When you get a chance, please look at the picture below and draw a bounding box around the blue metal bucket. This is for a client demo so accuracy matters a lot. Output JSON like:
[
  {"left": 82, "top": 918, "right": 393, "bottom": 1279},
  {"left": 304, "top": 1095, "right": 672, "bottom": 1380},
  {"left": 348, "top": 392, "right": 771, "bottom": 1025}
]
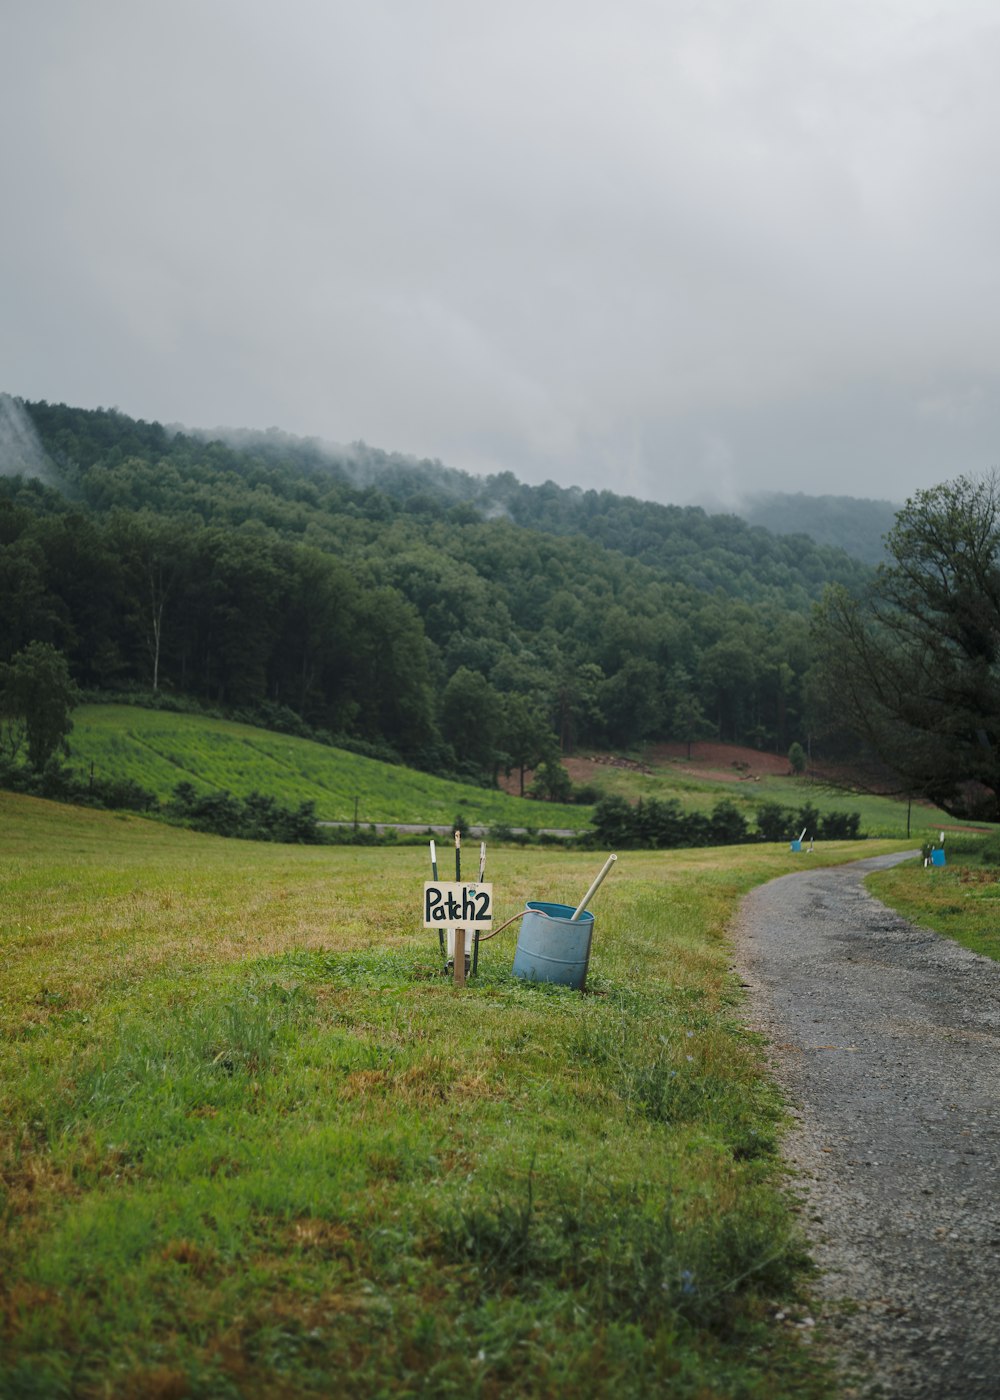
[
  {"left": 512, "top": 901, "right": 595, "bottom": 990},
  {"left": 931, "top": 848, "right": 946, "bottom": 866}
]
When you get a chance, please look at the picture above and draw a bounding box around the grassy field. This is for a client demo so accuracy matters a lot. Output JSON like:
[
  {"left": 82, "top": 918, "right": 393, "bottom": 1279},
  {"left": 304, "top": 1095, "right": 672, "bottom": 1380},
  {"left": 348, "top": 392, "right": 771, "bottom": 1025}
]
[
  {"left": 64, "top": 704, "right": 957, "bottom": 843},
  {"left": 867, "top": 836, "right": 1000, "bottom": 962},
  {"left": 64, "top": 706, "right": 589, "bottom": 830},
  {"left": 0, "top": 791, "right": 914, "bottom": 1397}
]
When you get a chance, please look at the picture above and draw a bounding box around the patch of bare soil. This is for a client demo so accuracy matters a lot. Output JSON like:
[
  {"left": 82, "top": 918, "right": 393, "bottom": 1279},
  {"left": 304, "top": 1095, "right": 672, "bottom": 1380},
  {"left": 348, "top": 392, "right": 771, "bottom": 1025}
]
[
  {"left": 648, "top": 741, "right": 791, "bottom": 782},
  {"left": 497, "top": 741, "right": 860, "bottom": 798},
  {"left": 502, "top": 743, "right": 800, "bottom": 795}
]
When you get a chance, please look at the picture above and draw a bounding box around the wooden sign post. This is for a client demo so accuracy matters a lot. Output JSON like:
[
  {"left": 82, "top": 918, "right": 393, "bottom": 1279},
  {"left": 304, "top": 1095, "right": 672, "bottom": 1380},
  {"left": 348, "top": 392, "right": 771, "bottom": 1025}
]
[
  {"left": 424, "top": 831, "right": 492, "bottom": 986},
  {"left": 455, "top": 830, "right": 463, "bottom": 987}
]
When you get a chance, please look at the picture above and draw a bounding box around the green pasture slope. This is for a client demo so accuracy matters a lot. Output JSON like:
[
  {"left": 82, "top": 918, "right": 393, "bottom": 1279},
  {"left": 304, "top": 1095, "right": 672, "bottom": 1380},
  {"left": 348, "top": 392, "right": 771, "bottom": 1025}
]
[
  {"left": 66, "top": 705, "right": 588, "bottom": 829},
  {"left": 0, "top": 789, "right": 914, "bottom": 1397},
  {"left": 66, "top": 704, "right": 950, "bottom": 842}
]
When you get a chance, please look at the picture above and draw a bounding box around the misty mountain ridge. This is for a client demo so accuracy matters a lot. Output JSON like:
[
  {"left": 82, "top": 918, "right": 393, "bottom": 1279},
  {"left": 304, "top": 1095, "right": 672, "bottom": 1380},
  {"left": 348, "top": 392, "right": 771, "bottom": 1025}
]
[
  {"left": 734, "top": 491, "right": 899, "bottom": 565},
  {"left": 186, "top": 417, "right": 894, "bottom": 568},
  {"left": 1, "top": 394, "right": 897, "bottom": 569}
]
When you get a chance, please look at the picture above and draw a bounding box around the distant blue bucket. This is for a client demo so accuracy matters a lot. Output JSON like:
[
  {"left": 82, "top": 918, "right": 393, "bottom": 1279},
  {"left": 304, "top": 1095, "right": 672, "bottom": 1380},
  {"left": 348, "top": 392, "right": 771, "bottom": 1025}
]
[
  {"left": 512, "top": 901, "right": 595, "bottom": 990},
  {"left": 790, "top": 839, "right": 802, "bottom": 852},
  {"left": 931, "top": 848, "right": 946, "bottom": 867}
]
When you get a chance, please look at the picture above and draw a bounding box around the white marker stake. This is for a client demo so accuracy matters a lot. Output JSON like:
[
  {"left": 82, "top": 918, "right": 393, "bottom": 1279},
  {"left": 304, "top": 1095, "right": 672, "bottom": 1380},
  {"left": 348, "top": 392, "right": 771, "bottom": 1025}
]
[
  {"left": 454, "top": 830, "right": 464, "bottom": 985},
  {"left": 571, "top": 854, "right": 618, "bottom": 921},
  {"left": 479, "top": 841, "right": 486, "bottom": 882},
  {"left": 799, "top": 828, "right": 808, "bottom": 843}
]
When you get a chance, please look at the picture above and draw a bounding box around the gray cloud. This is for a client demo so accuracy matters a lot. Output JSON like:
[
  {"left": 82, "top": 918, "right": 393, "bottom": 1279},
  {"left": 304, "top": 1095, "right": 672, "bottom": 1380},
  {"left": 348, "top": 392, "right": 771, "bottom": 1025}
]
[{"left": 2, "top": 0, "right": 999, "bottom": 506}]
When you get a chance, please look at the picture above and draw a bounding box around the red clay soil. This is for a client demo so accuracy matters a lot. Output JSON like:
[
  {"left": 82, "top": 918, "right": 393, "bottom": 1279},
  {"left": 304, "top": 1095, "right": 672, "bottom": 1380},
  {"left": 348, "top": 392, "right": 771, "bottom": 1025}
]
[
  {"left": 498, "top": 741, "right": 837, "bottom": 797},
  {"left": 500, "top": 742, "right": 985, "bottom": 823},
  {"left": 644, "top": 742, "right": 793, "bottom": 782}
]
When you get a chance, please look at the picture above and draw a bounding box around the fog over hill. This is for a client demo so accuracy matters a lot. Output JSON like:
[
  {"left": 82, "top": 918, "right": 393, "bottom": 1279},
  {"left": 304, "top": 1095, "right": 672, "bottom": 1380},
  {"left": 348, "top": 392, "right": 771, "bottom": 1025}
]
[
  {"left": 193, "top": 419, "right": 897, "bottom": 565},
  {"left": 0, "top": 394, "right": 58, "bottom": 486},
  {"left": 734, "top": 491, "right": 899, "bottom": 565}
]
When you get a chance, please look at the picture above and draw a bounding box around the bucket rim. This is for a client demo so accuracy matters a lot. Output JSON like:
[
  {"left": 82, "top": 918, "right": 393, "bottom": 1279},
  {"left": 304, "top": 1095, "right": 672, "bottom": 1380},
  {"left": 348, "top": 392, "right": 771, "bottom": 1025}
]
[{"left": 523, "top": 900, "right": 595, "bottom": 924}]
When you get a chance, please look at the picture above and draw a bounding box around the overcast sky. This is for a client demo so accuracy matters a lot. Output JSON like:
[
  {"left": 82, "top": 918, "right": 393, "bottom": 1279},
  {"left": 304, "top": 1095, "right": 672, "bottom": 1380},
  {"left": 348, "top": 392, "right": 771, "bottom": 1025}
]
[{"left": 4, "top": 1, "right": 999, "bottom": 506}]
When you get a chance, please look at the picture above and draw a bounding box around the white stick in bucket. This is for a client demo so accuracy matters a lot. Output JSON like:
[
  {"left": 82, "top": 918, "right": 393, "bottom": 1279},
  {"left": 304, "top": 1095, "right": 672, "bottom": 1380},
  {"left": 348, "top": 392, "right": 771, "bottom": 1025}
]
[{"left": 571, "top": 854, "right": 617, "bottom": 921}]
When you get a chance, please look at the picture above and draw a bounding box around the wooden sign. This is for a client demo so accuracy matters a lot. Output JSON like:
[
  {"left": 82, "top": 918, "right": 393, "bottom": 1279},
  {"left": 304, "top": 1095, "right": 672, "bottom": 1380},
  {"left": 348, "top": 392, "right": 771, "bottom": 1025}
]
[{"left": 423, "top": 882, "right": 493, "bottom": 929}]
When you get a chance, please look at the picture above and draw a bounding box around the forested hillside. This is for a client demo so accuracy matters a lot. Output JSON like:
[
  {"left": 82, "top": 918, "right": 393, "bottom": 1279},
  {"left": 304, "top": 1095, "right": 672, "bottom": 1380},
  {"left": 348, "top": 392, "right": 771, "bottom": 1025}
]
[
  {"left": 1, "top": 398, "right": 875, "bottom": 777},
  {"left": 737, "top": 491, "right": 898, "bottom": 565}
]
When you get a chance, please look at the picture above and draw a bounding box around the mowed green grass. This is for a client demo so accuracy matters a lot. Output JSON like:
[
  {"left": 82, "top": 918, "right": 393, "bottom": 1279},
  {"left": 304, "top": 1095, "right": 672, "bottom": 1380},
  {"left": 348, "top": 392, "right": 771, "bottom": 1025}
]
[
  {"left": 0, "top": 791, "right": 913, "bottom": 1398},
  {"left": 65, "top": 705, "right": 589, "bottom": 829},
  {"left": 867, "top": 844, "right": 1000, "bottom": 963}
]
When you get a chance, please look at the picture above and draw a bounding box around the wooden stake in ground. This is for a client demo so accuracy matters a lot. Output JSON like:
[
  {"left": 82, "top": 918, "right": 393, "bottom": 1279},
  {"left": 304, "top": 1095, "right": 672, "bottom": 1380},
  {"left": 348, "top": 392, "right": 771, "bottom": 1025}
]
[
  {"left": 453, "top": 829, "right": 465, "bottom": 987},
  {"left": 474, "top": 840, "right": 486, "bottom": 974}
]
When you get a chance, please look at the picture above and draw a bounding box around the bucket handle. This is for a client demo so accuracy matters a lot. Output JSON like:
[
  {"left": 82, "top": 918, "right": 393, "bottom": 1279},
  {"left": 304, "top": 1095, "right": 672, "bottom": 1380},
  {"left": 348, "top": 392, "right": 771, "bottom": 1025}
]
[{"left": 571, "top": 854, "right": 617, "bottom": 921}]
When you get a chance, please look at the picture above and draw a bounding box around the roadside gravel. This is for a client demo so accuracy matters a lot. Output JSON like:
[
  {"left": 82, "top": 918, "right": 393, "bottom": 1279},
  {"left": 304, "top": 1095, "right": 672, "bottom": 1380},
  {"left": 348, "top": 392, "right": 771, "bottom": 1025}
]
[{"left": 735, "top": 853, "right": 1000, "bottom": 1398}]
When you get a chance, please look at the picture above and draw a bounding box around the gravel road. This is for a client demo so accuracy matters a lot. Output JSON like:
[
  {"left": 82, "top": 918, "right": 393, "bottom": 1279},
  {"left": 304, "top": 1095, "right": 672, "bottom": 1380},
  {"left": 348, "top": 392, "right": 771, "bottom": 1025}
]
[{"left": 735, "top": 853, "right": 1000, "bottom": 1398}]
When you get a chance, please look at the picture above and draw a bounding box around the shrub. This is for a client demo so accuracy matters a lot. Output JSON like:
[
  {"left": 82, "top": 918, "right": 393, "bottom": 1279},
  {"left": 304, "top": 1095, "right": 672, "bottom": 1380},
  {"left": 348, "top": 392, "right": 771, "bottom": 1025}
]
[
  {"left": 973, "top": 833, "right": 1000, "bottom": 867},
  {"left": 755, "top": 802, "right": 793, "bottom": 842},
  {"left": 708, "top": 799, "right": 748, "bottom": 845},
  {"left": 592, "top": 796, "right": 635, "bottom": 846},
  {"left": 787, "top": 741, "right": 807, "bottom": 774},
  {"left": 818, "top": 810, "right": 862, "bottom": 840},
  {"left": 529, "top": 759, "right": 573, "bottom": 803}
]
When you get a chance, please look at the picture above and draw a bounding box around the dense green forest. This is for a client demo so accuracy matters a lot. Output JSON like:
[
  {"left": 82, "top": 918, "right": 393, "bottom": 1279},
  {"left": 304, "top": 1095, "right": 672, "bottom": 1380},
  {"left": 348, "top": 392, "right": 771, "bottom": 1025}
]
[{"left": 0, "top": 397, "right": 877, "bottom": 778}]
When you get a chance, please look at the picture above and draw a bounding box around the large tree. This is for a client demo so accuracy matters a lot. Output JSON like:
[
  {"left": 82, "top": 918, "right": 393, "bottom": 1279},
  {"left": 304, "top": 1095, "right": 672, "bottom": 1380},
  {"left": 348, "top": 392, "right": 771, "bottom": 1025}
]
[
  {"left": 0, "top": 642, "right": 79, "bottom": 772},
  {"left": 813, "top": 473, "right": 1000, "bottom": 818}
]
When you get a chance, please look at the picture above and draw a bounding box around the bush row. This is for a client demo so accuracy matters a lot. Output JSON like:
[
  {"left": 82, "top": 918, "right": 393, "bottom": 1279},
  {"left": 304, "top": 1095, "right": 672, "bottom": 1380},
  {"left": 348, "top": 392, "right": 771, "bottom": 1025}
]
[
  {"left": 167, "top": 782, "right": 323, "bottom": 843},
  {"left": 592, "top": 795, "right": 862, "bottom": 849},
  {"left": 0, "top": 760, "right": 324, "bottom": 844},
  {"left": 0, "top": 757, "right": 159, "bottom": 813}
]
